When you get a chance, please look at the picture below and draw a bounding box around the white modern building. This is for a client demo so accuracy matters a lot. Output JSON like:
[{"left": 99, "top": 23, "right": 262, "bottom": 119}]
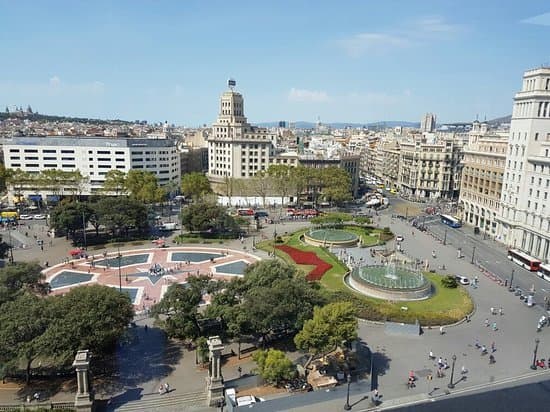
[
  {"left": 2, "top": 136, "right": 180, "bottom": 202},
  {"left": 207, "top": 80, "right": 277, "bottom": 182},
  {"left": 496, "top": 67, "right": 550, "bottom": 261}
]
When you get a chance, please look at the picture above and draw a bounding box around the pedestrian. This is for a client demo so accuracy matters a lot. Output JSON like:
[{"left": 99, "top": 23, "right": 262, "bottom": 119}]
[
  {"left": 499, "top": 307, "right": 503, "bottom": 316},
  {"left": 490, "top": 307, "right": 495, "bottom": 315},
  {"left": 489, "top": 354, "right": 495, "bottom": 364},
  {"left": 475, "top": 338, "right": 480, "bottom": 348},
  {"left": 492, "top": 322, "right": 498, "bottom": 331},
  {"left": 485, "top": 318, "right": 489, "bottom": 327},
  {"left": 439, "top": 326, "right": 444, "bottom": 335},
  {"left": 461, "top": 365, "right": 468, "bottom": 374},
  {"left": 164, "top": 382, "right": 170, "bottom": 393},
  {"left": 159, "top": 385, "right": 164, "bottom": 395},
  {"left": 237, "top": 366, "right": 242, "bottom": 377},
  {"left": 491, "top": 342, "right": 496, "bottom": 353},
  {"left": 481, "top": 345, "right": 487, "bottom": 354},
  {"left": 438, "top": 357, "right": 443, "bottom": 368}
]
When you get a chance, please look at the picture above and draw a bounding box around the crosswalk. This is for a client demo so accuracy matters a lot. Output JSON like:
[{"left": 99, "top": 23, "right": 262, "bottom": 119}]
[{"left": 107, "top": 390, "right": 208, "bottom": 412}]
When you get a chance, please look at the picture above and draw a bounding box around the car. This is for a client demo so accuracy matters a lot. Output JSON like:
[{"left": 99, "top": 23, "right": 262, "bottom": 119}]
[
  {"left": 19, "top": 214, "right": 32, "bottom": 220},
  {"left": 236, "top": 395, "right": 265, "bottom": 406},
  {"left": 455, "top": 275, "right": 470, "bottom": 285},
  {"left": 32, "top": 214, "right": 46, "bottom": 220},
  {"left": 396, "top": 235, "right": 404, "bottom": 242}
]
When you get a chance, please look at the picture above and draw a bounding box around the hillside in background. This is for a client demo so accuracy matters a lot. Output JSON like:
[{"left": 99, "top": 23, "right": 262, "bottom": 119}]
[{"left": 0, "top": 111, "right": 134, "bottom": 125}]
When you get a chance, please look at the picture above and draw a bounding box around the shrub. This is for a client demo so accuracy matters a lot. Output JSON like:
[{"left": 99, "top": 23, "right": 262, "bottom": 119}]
[
  {"left": 441, "top": 275, "right": 458, "bottom": 288},
  {"left": 253, "top": 349, "right": 296, "bottom": 385}
]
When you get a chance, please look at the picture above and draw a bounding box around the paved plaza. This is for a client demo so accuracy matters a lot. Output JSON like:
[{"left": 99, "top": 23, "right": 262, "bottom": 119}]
[{"left": 2, "top": 207, "right": 550, "bottom": 410}]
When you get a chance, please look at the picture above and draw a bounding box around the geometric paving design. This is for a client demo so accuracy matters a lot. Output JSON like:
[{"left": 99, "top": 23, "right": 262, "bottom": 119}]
[
  {"left": 49, "top": 271, "right": 94, "bottom": 289},
  {"left": 171, "top": 252, "right": 224, "bottom": 263},
  {"left": 214, "top": 261, "right": 248, "bottom": 276},
  {"left": 94, "top": 253, "right": 150, "bottom": 268}
]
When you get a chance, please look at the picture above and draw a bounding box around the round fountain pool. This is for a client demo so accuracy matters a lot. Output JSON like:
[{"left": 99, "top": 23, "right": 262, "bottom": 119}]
[
  {"left": 347, "top": 261, "right": 432, "bottom": 301},
  {"left": 303, "top": 229, "right": 359, "bottom": 248}
]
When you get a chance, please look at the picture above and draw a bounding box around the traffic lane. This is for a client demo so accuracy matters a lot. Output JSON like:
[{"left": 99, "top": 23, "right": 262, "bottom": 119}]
[{"left": 425, "top": 221, "right": 550, "bottom": 302}]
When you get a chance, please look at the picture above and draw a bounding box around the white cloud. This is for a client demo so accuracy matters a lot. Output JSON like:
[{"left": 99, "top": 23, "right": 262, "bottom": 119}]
[
  {"left": 49, "top": 76, "right": 61, "bottom": 87},
  {"left": 288, "top": 88, "right": 330, "bottom": 103},
  {"left": 338, "top": 16, "right": 462, "bottom": 57},
  {"left": 520, "top": 12, "right": 550, "bottom": 26}
]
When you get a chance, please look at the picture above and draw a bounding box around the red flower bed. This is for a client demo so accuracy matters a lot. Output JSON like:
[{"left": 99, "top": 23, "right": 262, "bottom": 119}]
[{"left": 275, "top": 245, "right": 332, "bottom": 281}]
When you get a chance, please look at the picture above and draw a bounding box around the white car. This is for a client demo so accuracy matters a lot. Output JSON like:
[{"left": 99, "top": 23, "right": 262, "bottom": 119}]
[
  {"left": 32, "top": 214, "right": 46, "bottom": 220},
  {"left": 236, "top": 395, "right": 265, "bottom": 406},
  {"left": 396, "top": 235, "right": 404, "bottom": 242},
  {"left": 455, "top": 276, "right": 470, "bottom": 285},
  {"left": 19, "top": 214, "right": 32, "bottom": 220}
]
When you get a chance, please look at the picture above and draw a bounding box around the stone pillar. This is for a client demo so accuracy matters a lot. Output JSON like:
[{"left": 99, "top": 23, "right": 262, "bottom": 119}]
[
  {"left": 73, "top": 350, "right": 94, "bottom": 412},
  {"left": 205, "top": 336, "right": 225, "bottom": 407}
]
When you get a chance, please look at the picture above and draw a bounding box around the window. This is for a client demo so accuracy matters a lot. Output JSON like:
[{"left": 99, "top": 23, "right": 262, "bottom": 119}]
[
  {"left": 97, "top": 158, "right": 110, "bottom": 161},
  {"left": 9, "top": 156, "right": 19, "bottom": 160},
  {"left": 60, "top": 150, "right": 74, "bottom": 154},
  {"left": 43, "top": 149, "right": 56, "bottom": 153},
  {"left": 115, "top": 151, "right": 124, "bottom": 155},
  {"left": 9, "top": 149, "right": 20, "bottom": 153},
  {"left": 97, "top": 151, "right": 110, "bottom": 154},
  {"left": 44, "top": 164, "right": 57, "bottom": 168},
  {"left": 98, "top": 165, "right": 110, "bottom": 168},
  {"left": 61, "top": 157, "right": 75, "bottom": 161},
  {"left": 44, "top": 157, "right": 56, "bottom": 160},
  {"left": 26, "top": 163, "right": 39, "bottom": 167},
  {"left": 11, "top": 163, "right": 20, "bottom": 167},
  {"left": 62, "top": 164, "right": 75, "bottom": 168},
  {"left": 24, "top": 149, "right": 38, "bottom": 153},
  {"left": 25, "top": 156, "right": 38, "bottom": 160}
]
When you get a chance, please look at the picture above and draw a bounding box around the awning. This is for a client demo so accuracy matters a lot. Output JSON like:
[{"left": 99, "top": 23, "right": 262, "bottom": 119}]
[{"left": 28, "top": 194, "right": 43, "bottom": 202}]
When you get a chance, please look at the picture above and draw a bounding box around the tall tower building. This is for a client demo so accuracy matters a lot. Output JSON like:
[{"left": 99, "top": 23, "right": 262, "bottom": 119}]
[
  {"left": 421, "top": 113, "right": 437, "bottom": 132},
  {"left": 496, "top": 67, "right": 550, "bottom": 261},
  {"left": 207, "top": 80, "right": 276, "bottom": 182}
]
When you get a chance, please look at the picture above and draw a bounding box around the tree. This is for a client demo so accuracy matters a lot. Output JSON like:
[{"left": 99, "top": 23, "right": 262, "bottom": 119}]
[
  {"left": 0, "top": 235, "right": 10, "bottom": 261},
  {"left": 5, "top": 169, "right": 34, "bottom": 202},
  {"left": 125, "top": 170, "right": 164, "bottom": 204},
  {"left": 0, "top": 163, "right": 9, "bottom": 192},
  {"left": 180, "top": 200, "right": 239, "bottom": 236},
  {"left": 102, "top": 170, "right": 127, "bottom": 195},
  {"left": 249, "top": 171, "right": 272, "bottom": 208},
  {"left": 153, "top": 275, "right": 222, "bottom": 340},
  {"left": 181, "top": 172, "right": 212, "bottom": 200},
  {"left": 253, "top": 349, "right": 295, "bottom": 385},
  {"left": 41, "top": 285, "right": 134, "bottom": 366},
  {"left": 441, "top": 275, "right": 458, "bottom": 288},
  {"left": 320, "top": 167, "right": 352, "bottom": 204},
  {"left": 0, "top": 293, "right": 50, "bottom": 383},
  {"left": 294, "top": 302, "right": 357, "bottom": 365},
  {"left": 49, "top": 200, "right": 88, "bottom": 240},
  {"left": 0, "top": 262, "right": 49, "bottom": 307},
  {"left": 267, "top": 164, "right": 294, "bottom": 206},
  {"left": 289, "top": 166, "right": 309, "bottom": 207},
  {"left": 94, "top": 197, "right": 148, "bottom": 238}
]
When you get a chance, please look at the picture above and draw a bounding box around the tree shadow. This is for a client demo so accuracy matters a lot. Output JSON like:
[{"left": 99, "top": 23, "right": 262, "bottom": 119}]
[
  {"left": 354, "top": 338, "right": 391, "bottom": 391},
  {"left": 92, "top": 325, "right": 182, "bottom": 396}
]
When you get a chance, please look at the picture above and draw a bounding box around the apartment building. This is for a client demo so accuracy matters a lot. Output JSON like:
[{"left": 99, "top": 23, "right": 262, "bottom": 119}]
[
  {"left": 458, "top": 121, "right": 507, "bottom": 236},
  {"left": 398, "top": 136, "right": 463, "bottom": 200},
  {"left": 377, "top": 140, "right": 400, "bottom": 189},
  {"left": 2, "top": 136, "right": 180, "bottom": 201},
  {"left": 496, "top": 67, "right": 550, "bottom": 260},
  {"left": 207, "top": 81, "right": 277, "bottom": 182}
]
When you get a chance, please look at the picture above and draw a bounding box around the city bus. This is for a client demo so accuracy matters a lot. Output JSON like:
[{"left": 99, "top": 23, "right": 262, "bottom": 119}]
[
  {"left": 507, "top": 249, "right": 541, "bottom": 272},
  {"left": 538, "top": 263, "right": 550, "bottom": 281},
  {"left": 440, "top": 214, "right": 462, "bottom": 228}
]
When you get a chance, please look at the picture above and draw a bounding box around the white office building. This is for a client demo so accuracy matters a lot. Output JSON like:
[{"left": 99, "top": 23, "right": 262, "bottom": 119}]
[
  {"left": 496, "top": 67, "right": 550, "bottom": 261},
  {"left": 207, "top": 81, "right": 277, "bottom": 182},
  {"left": 2, "top": 136, "right": 180, "bottom": 202}
]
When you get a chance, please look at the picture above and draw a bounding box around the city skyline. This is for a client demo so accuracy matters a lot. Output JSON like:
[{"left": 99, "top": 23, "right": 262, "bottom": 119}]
[{"left": 1, "top": 0, "right": 550, "bottom": 126}]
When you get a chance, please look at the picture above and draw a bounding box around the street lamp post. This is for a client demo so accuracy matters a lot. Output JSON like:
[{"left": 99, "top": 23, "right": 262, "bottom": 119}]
[
  {"left": 343, "top": 374, "right": 352, "bottom": 410},
  {"left": 447, "top": 354, "right": 457, "bottom": 388},
  {"left": 443, "top": 229, "right": 447, "bottom": 246},
  {"left": 7, "top": 227, "right": 14, "bottom": 264},
  {"left": 471, "top": 246, "right": 476, "bottom": 264},
  {"left": 530, "top": 338, "right": 540, "bottom": 370},
  {"left": 509, "top": 269, "right": 515, "bottom": 291},
  {"left": 117, "top": 246, "right": 122, "bottom": 293},
  {"left": 82, "top": 211, "right": 87, "bottom": 250}
]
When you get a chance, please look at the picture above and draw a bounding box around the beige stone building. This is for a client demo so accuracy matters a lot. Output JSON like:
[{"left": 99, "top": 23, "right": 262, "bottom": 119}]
[
  {"left": 458, "top": 121, "right": 507, "bottom": 236},
  {"left": 398, "top": 136, "right": 463, "bottom": 200}
]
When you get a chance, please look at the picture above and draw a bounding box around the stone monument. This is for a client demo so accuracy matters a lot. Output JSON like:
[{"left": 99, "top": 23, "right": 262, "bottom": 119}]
[
  {"left": 73, "top": 350, "right": 94, "bottom": 411},
  {"left": 205, "top": 336, "right": 225, "bottom": 407}
]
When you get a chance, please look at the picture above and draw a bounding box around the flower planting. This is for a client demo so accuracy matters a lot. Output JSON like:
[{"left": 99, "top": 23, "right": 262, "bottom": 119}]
[{"left": 275, "top": 245, "right": 332, "bottom": 281}]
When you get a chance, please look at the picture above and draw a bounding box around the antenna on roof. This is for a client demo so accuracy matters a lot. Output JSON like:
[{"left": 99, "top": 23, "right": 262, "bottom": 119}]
[{"left": 228, "top": 78, "right": 236, "bottom": 91}]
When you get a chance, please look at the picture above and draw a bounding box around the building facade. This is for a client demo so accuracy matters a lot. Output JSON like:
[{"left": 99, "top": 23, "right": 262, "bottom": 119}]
[
  {"left": 496, "top": 67, "right": 550, "bottom": 261},
  {"left": 3, "top": 136, "right": 180, "bottom": 202},
  {"left": 207, "top": 82, "right": 277, "bottom": 182},
  {"left": 458, "top": 121, "right": 507, "bottom": 236},
  {"left": 398, "top": 136, "right": 463, "bottom": 200},
  {"left": 421, "top": 113, "right": 437, "bottom": 133}
]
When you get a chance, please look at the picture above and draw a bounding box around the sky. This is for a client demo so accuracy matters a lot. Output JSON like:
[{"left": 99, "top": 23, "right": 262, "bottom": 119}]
[{"left": 1, "top": 0, "right": 550, "bottom": 126}]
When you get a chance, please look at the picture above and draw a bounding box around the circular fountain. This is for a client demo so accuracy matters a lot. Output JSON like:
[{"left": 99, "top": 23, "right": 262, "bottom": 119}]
[
  {"left": 347, "top": 258, "right": 432, "bottom": 301},
  {"left": 303, "top": 228, "right": 359, "bottom": 248}
]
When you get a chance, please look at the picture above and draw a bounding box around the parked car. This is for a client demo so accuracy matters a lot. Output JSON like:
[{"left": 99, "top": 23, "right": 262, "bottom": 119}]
[
  {"left": 32, "top": 214, "right": 46, "bottom": 220},
  {"left": 455, "top": 275, "right": 470, "bottom": 285},
  {"left": 396, "top": 235, "right": 404, "bottom": 242},
  {"left": 19, "top": 214, "right": 32, "bottom": 220},
  {"left": 236, "top": 396, "right": 265, "bottom": 407}
]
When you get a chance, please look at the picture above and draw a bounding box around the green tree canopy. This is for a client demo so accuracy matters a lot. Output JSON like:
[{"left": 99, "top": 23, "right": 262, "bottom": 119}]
[
  {"left": 294, "top": 302, "right": 358, "bottom": 361},
  {"left": 102, "top": 170, "right": 127, "bottom": 195},
  {"left": 180, "top": 200, "right": 239, "bottom": 235},
  {"left": 0, "top": 262, "right": 49, "bottom": 306},
  {"left": 181, "top": 172, "right": 212, "bottom": 200},
  {"left": 253, "top": 349, "right": 296, "bottom": 385},
  {"left": 125, "top": 170, "right": 165, "bottom": 203}
]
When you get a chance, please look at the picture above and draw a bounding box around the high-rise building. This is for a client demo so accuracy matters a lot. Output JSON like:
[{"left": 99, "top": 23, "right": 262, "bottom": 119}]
[
  {"left": 421, "top": 113, "right": 437, "bottom": 132},
  {"left": 207, "top": 80, "right": 276, "bottom": 182},
  {"left": 496, "top": 67, "right": 550, "bottom": 260}
]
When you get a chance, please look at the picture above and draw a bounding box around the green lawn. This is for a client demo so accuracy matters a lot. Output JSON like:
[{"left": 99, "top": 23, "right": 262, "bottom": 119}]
[{"left": 257, "top": 227, "right": 473, "bottom": 325}]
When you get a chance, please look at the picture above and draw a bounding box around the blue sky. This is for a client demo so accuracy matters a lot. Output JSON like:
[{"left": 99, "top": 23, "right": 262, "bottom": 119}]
[{"left": 1, "top": 0, "right": 550, "bottom": 126}]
